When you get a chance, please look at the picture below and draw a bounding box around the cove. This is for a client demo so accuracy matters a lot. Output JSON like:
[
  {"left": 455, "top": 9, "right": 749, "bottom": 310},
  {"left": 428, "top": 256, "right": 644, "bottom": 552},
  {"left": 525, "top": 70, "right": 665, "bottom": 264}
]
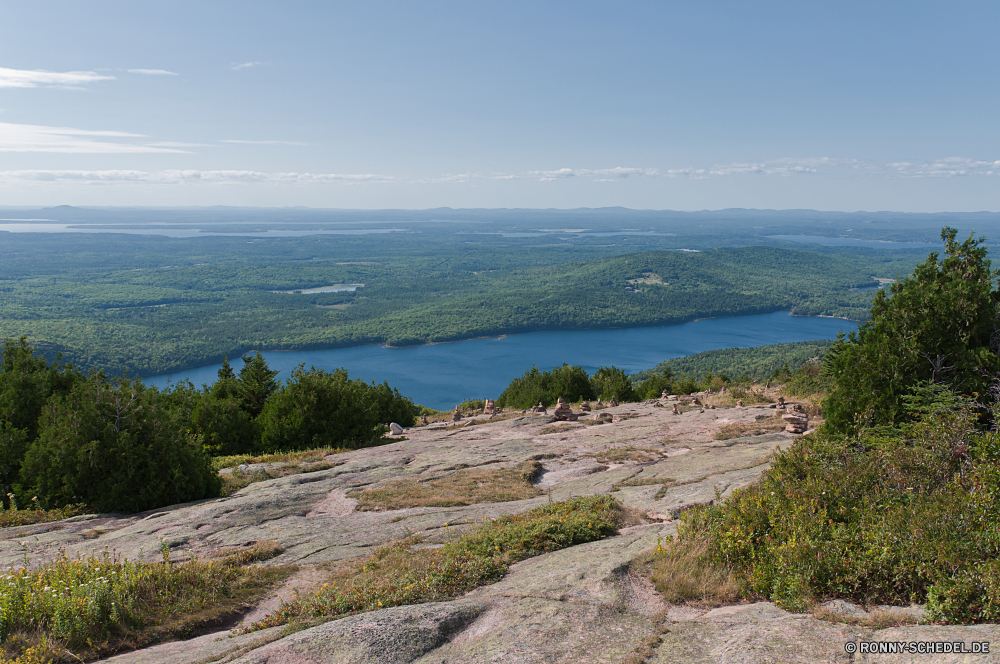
[{"left": 145, "top": 311, "right": 857, "bottom": 411}]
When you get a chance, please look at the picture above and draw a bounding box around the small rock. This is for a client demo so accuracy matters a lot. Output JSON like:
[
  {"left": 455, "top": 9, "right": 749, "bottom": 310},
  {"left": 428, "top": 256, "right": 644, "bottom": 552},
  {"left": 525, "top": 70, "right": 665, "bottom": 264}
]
[{"left": 389, "top": 422, "right": 404, "bottom": 435}]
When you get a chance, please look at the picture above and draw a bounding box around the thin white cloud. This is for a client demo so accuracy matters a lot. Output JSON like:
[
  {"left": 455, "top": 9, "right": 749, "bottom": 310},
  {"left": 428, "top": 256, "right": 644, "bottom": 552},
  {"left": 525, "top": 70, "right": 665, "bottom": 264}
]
[
  {"left": 231, "top": 61, "right": 265, "bottom": 70},
  {"left": 0, "top": 122, "right": 188, "bottom": 153},
  {"left": 0, "top": 169, "right": 395, "bottom": 185},
  {"left": 0, "top": 66, "right": 114, "bottom": 89},
  {"left": 220, "top": 139, "right": 308, "bottom": 146},
  {"left": 127, "top": 69, "right": 178, "bottom": 76},
  {"left": 886, "top": 157, "right": 1000, "bottom": 178}
]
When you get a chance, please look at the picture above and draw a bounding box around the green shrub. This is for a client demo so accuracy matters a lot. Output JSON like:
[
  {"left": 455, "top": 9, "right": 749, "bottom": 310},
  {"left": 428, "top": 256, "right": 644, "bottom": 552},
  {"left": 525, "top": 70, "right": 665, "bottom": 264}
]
[
  {"left": 590, "top": 366, "right": 637, "bottom": 402},
  {"left": 0, "top": 550, "right": 289, "bottom": 661},
  {"left": 20, "top": 374, "right": 220, "bottom": 513},
  {"left": 259, "top": 365, "right": 405, "bottom": 451},
  {"left": 680, "top": 399, "right": 1000, "bottom": 621},
  {"left": 823, "top": 228, "right": 1000, "bottom": 433},
  {"left": 635, "top": 369, "right": 674, "bottom": 399},
  {"left": 496, "top": 363, "right": 595, "bottom": 409}
]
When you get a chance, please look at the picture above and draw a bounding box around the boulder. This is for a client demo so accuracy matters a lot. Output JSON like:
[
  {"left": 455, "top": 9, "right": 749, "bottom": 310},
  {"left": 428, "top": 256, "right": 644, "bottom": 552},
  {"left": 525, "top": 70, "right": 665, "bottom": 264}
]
[{"left": 389, "top": 422, "right": 404, "bottom": 435}]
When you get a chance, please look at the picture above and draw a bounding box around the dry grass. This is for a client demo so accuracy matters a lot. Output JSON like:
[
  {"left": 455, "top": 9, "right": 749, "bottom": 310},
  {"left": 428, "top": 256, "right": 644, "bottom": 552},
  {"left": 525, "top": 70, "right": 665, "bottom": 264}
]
[
  {"left": 714, "top": 414, "right": 788, "bottom": 440},
  {"left": 538, "top": 423, "right": 578, "bottom": 435},
  {"left": 0, "top": 503, "right": 87, "bottom": 529},
  {"left": 622, "top": 612, "right": 671, "bottom": 664},
  {"left": 636, "top": 536, "right": 743, "bottom": 607},
  {"left": 350, "top": 461, "right": 545, "bottom": 511},
  {"left": 811, "top": 605, "right": 922, "bottom": 628},
  {"left": 212, "top": 448, "right": 346, "bottom": 471},
  {"left": 219, "top": 461, "right": 335, "bottom": 496}
]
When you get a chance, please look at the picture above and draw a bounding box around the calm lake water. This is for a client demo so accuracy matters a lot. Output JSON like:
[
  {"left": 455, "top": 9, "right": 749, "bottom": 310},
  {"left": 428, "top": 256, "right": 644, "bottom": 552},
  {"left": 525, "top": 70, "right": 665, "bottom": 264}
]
[{"left": 145, "top": 311, "right": 857, "bottom": 410}]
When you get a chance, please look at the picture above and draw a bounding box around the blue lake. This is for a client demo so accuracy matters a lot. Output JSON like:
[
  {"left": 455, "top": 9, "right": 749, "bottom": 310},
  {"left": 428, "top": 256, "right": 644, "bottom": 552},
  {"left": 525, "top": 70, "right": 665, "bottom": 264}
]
[{"left": 145, "top": 311, "right": 857, "bottom": 410}]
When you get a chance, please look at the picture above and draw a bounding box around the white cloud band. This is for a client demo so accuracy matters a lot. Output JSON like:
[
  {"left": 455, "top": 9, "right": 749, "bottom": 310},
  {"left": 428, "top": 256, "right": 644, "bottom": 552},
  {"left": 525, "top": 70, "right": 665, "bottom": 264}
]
[
  {"left": 0, "top": 66, "right": 114, "bottom": 89},
  {"left": 0, "top": 169, "right": 395, "bottom": 185}
]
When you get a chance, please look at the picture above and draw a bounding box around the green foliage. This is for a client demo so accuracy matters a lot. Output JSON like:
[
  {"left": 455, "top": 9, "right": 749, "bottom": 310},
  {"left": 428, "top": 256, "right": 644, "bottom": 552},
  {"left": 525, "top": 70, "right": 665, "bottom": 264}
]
[
  {"left": 236, "top": 352, "right": 279, "bottom": 418},
  {"left": 0, "top": 550, "right": 289, "bottom": 661},
  {"left": 0, "top": 338, "right": 82, "bottom": 502},
  {"left": 682, "top": 395, "right": 1000, "bottom": 622},
  {"left": 496, "top": 363, "right": 596, "bottom": 409},
  {"left": 246, "top": 495, "right": 622, "bottom": 631},
  {"left": 0, "top": 239, "right": 910, "bottom": 377},
  {"left": 824, "top": 228, "right": 1000, "bottom": 432},
  {"left": 19, "top": 374, "right": 220, "bottom": 512},
  {"left": 590, "top": 366, "right": 637, "bottom": 402},
  {"left": 631, "top": 340, "right": 835, "bottom": 385},
  {"left": 258, "top": 365, "right": 401, "bottom": 452},
  {"left": 635, "top": 368, "right": 674, "bottom": 399}
]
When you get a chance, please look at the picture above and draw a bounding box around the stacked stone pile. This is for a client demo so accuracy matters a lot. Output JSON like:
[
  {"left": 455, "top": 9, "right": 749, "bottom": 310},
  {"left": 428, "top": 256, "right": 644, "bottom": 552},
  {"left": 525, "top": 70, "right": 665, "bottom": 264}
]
[
  {"left": 530, "top": 402, "right": 547, "bottom": 414},
  {"left": 609, "top": 396, "right": 618, "bottom": 407},
  {"left": 552, "top": 397, "right": 578, "bottom": 421},
  {"left": 579, "top": 401, "right": 591, "bottom": 412},
  {"left": 782, "top": 406, "right": 809, "bottom": 434},
  {"left": 483, "top": 399, "right": 496, "bottom": 415},
  {"left": 452, "top": 407, "right": 463, "bottom": 422}
]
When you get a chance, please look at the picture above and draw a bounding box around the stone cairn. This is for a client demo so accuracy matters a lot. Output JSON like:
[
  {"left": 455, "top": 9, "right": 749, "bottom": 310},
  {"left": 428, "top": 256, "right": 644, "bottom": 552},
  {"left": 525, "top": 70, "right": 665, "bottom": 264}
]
[
  {"left": 661, "top": 390, "right": 670, "bottom": 399},
  {"left": 552, "top": 397, "right": 578, "bottom": 422},
  {"left": 692, "top": 397, "right": 703, "bottom": 406},
  {"left": 530, "top": 402, "right": 547, "bottom": 414},
  {"left": 596, "top": 398, "right": 603, "bottom": 408},
  {"left": 672, "top": 403, "right": 680, "bottom": 415},
  {"left": 777, "top": 396, "right": 785, "bottom": 408},
  {"left": 579, "top": 401, "right": 591, "bottom": 412},
  {"left": 736, "top": 400, "right": 744, "bottom": 407},
  {"left": 782, "top": 405, "right": 809, "bottom": 434},
  {"left": 421, "top": 415, "right": 429, "bottom": 425},
  {"left": 483, "top": 399, "right": 497, "bottom": 415},
  {"left": 452, "top": 407, "right": 463, "bottom": 422},
  {"left": 609, "top": 396, "right": 618, "bottom": 407}
]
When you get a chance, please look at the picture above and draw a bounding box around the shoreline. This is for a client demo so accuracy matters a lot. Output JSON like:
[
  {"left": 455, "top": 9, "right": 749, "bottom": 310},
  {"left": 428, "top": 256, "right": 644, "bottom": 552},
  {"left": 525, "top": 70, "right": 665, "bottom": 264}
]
[{"left": 142, "top": 311, "right": 860, "bottom": 381}]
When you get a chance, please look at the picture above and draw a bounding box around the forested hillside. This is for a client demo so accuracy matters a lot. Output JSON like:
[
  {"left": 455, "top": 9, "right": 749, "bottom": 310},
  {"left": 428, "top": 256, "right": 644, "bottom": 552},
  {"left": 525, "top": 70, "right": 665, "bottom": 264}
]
[
  {"left": 0, "top": 238, "right": 912, "bottom": 375},
  {"left": 631, "top": 340, "right": 835, "bottom": 383}
]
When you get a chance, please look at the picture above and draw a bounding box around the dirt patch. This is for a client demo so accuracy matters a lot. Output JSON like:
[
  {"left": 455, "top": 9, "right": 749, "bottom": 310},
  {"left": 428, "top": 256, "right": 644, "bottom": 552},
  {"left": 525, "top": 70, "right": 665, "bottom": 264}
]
[{"left": 349, "top": 461, "right": 545, "bottom": 511}]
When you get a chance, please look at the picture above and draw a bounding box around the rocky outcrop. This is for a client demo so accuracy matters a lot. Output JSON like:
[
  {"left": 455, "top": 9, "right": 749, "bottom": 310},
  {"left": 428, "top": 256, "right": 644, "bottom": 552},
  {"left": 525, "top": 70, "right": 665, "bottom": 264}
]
[{"left": 10, "top": 401, "right": 993, "bottom": 664}]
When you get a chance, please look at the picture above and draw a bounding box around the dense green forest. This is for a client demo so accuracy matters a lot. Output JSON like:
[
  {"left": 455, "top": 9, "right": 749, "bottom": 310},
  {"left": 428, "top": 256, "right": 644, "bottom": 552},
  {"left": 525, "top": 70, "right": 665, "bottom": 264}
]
[
  {"left": 0, "top": 238, "right": 915, "bottom": 375},
  {"left": 631, "top": 339, "right": 835, "bottom": 383}
]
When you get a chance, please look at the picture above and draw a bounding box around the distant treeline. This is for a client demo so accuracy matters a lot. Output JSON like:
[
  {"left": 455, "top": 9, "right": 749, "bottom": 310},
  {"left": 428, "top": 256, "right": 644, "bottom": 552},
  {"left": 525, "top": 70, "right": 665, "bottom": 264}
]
[
  {"left": 0, "top": 238, "right": 918, "bottom": 376},
  {"left": 0, "top": 338, "right": 416, "bottom": 513},
  {"left": 631, "top": 340, "right": 836, "bottom": 384}
]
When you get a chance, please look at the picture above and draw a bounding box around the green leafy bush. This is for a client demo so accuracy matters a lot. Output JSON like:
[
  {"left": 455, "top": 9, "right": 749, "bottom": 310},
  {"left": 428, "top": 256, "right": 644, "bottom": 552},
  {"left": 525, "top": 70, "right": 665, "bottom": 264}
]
[
  {"left": 680, "top": 398, "right": 1000, "bottom": 622},
  {"left": 824, "top": 228, "right": 1000, "bottom": 432},
  {"left": 496, "top": 363, "right": 595, "bottom": 409},
  {"left": 258, "top": 365, "right": 413, "bottom": 451},
  {"left": 635, "top": 369, "right": 674, "bottom": 399},
  {"left": 590, "top": 366, "right": 637, "bottom": 402},
  {"left": 20, "top": 374, "right": 219, "bottom": 512}
]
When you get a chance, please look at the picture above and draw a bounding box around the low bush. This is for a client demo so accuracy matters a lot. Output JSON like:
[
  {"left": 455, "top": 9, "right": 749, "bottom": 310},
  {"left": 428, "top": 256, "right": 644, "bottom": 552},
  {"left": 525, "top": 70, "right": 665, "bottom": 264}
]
[
  {"left": 496, "top": 363, "right": 595, "bottom": 409},
  {"left": 677, "top": 399, "right": 1000, "bottom": 623},
  {"left": 636, "top": 535, "right": 743, "bottom": 606},
  {"left": 20, "top": 374, "right": 220, "bottom": 513},
  {"left": 0, "top": 548, "right": 292, "bottom": 662},
  {"left": 245, "top": 495, "right": 624, "bottom": 631},
  {"left": 0, "top": 501, "right": 87, "bottom": 529}
]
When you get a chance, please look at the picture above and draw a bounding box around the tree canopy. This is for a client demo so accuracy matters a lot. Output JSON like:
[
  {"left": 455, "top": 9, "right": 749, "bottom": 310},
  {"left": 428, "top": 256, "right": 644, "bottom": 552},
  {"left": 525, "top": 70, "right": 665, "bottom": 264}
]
[{"left": 823, "top": 227, "right": 1000, "bottom": 432}]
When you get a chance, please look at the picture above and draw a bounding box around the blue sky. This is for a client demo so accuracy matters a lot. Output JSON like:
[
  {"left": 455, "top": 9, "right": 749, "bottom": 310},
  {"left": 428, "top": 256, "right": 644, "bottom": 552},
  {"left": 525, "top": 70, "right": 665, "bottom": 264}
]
[{"left": 0, "top": 1, "right": 997, "bottom": 211}]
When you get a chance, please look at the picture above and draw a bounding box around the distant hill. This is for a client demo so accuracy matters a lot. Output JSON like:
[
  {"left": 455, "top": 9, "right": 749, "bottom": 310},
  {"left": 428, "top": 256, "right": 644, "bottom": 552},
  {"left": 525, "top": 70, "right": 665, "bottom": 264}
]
[{"left": 630, "top": 339, "right": 836, "bottom": 383}]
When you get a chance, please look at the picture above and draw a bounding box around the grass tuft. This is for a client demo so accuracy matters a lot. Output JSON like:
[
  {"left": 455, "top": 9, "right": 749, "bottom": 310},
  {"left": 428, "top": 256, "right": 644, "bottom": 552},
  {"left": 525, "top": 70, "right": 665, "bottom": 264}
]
[
  {"left": 0, "top": 550, "right": 293, "bottom": 662},
  {"left": 242, "top": 495, "right": 624, "bottom": 632},
  {"left": 635, "top": 535, "right": 743, "bottom": 607},
  {"left": 0, "top": 504, "right": 87, "bottom": 529},
  {"left": 211, "top": 448, "right": 346, "bottom": 472},
  {"left": 219, "top": 461, "right": 335, "bottom": 497},
  {"left": 349, "top": 461, "right": 544, "bottom": 511}
]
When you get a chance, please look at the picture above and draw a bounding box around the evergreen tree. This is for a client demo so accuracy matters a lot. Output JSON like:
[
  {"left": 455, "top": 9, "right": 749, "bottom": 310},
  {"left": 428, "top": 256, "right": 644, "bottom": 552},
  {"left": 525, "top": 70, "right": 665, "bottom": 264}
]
[
  {"left": 590, "top": 366, "right": 638, "bottom": 402},
  {"left": 237, "top": 352, "right": 279, "bottom": 417},
  {"left": 824, "top": 227, "right": 1000, "bottom": 432}
]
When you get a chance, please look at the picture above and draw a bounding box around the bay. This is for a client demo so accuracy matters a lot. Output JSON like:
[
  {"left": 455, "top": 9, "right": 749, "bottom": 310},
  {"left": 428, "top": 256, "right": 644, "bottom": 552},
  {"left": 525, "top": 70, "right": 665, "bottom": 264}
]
[{"left": 145, "top": 311, "right": 857, "bottom": 410}]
